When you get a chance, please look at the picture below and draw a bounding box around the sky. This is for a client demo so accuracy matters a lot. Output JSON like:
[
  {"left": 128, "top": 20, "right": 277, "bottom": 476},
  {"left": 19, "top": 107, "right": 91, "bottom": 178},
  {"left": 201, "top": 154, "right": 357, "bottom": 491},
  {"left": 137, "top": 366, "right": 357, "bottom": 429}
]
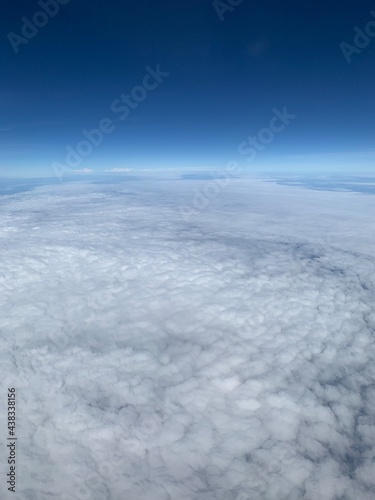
[{"left": 1, "top": 0, "right": 375, "bottom": 177}]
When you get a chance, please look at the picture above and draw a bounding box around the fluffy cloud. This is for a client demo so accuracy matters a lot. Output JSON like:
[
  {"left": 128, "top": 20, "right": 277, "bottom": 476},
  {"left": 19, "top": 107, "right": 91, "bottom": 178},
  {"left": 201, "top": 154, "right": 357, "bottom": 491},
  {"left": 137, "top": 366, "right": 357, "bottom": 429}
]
[{"left": 0, "top": 178, "right": 375, "bottom": 499}]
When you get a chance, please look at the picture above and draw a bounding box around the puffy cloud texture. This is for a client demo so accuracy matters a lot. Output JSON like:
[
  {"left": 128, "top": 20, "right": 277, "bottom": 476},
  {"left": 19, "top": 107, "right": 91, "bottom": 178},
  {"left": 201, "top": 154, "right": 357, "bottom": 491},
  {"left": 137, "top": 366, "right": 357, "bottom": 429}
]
[{"left": 0, "top": 178, "right": 375, "bottom": 499}]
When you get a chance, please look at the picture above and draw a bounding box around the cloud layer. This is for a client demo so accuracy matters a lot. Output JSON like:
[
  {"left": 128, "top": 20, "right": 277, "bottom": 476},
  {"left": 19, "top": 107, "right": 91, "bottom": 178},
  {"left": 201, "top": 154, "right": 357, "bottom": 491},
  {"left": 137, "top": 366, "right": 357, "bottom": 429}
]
[{"left": 0, "top": 178, "right": 375, "bottom": 499}]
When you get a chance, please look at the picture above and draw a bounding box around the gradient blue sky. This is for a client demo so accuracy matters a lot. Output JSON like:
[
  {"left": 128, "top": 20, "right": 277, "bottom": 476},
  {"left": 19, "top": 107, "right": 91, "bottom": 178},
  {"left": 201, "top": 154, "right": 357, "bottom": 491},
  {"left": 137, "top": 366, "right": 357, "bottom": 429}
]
[{"left": 1, "top": 0, "right": 375, "bottom": 178}]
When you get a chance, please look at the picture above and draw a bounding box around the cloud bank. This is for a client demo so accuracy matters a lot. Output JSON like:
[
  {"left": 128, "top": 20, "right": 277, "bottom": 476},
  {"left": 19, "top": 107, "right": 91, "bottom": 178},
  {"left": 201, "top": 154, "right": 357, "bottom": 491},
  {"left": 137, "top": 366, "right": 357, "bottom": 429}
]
[{"left": 0, "top": 178, "right": 374, "bottom": 499}]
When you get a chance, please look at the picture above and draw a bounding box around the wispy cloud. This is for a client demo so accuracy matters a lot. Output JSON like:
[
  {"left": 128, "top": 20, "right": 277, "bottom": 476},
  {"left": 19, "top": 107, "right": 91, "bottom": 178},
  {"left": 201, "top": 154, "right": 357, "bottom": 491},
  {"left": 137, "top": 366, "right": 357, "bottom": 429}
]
[
  {"left": 71, "top": 168, "right": 95, "bottom": 174},
  {"left": 246, "top": 38, "right": 270, "bottom": 58},
  {"left": 105, "top": 168, "right": 132, "bottom": 173}
]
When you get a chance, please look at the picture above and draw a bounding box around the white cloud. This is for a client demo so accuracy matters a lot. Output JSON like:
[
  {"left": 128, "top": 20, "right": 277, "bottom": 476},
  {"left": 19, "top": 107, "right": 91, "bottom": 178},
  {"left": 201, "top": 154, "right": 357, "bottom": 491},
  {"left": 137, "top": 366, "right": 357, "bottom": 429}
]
[
  {"left": 71, "top": 168, "right": 95, "bottom": 174},
  {"left": 0, "top": 178, "right": 375, "bottom": 499},
  {"left": 105, "top": 168, "right": 132, "bottom": 173}
]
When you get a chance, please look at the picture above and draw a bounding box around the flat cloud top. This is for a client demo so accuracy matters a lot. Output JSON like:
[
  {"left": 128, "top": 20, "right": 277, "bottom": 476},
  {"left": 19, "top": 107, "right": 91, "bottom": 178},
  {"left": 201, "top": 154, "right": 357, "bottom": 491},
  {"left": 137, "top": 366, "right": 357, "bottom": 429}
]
[{"left": 0, "top": 179, "right": 375, "bottom": 499}]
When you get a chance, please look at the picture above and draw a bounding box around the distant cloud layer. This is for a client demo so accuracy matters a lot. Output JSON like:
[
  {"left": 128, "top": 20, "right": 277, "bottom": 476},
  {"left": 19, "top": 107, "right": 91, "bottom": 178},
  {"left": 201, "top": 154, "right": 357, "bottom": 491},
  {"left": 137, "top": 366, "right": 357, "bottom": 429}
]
[
  {"left": 0, "top": 179, "right": 375, "bottom": 499},
  {"left": 105, "top": 168, "right": 132, "bottom": 172},
  {"left": 72, "top": 168, "right": 95, "bottom": 174}
]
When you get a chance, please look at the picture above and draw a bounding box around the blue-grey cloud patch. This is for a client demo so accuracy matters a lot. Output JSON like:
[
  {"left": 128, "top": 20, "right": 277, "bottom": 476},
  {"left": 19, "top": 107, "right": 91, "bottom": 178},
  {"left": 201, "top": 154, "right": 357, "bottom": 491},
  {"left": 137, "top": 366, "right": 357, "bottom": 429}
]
[{"left": 268, "top": 175, "right": 375, "bottom": 195}]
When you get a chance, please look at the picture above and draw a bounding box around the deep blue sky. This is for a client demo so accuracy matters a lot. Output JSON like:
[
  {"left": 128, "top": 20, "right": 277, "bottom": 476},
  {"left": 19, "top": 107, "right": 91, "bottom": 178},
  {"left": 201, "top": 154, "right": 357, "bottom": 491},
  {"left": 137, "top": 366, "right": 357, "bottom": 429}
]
[{"left": 1, "top": 0, "right": 375, "bottom": 177}]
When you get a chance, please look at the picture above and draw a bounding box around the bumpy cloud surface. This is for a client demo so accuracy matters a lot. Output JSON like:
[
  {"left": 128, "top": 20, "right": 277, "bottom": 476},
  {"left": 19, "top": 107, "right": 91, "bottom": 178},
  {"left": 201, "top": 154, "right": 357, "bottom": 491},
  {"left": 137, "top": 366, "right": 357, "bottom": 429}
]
[{"left": 1, "top": 178, "right": 375, "bottom": 500}]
